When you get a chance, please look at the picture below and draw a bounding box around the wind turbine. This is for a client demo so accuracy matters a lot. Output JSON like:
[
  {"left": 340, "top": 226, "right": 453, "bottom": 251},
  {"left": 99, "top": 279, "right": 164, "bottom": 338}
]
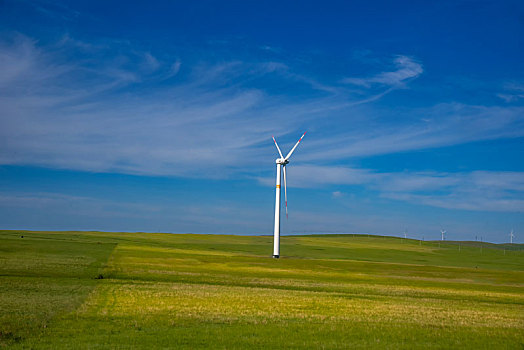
[
  {"left": 440, "top": 229, "right": 446, "bottom": 241},
  {"left": 272, "top": 132, "right": 306, "bottom": 258},
  {"left": 510, "top": 229, "right": 515, "bottom": 244}
]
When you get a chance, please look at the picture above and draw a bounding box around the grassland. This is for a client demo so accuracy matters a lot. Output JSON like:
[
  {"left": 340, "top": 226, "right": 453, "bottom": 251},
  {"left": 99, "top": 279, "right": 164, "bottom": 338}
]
[{"left": 0, "top": 230, "right": 522, "bottom": 349}]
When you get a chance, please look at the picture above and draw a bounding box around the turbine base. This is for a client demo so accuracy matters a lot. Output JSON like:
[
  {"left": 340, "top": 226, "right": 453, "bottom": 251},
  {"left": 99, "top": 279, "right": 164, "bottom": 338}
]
[{"left": 272, "top": 255, "right": 280, "bottom": 259}]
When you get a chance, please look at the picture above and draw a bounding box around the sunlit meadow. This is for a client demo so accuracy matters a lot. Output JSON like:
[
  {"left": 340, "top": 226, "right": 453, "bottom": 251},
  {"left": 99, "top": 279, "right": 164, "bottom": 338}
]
[{"left": 1, "top": 230, "right": 522, "bottom": 349}]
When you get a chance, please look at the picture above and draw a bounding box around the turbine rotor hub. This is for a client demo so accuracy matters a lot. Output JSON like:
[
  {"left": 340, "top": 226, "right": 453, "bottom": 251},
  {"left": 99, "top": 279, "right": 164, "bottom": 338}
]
[{"left": 276, "top": 158, "right": 289, "bottom": 165}]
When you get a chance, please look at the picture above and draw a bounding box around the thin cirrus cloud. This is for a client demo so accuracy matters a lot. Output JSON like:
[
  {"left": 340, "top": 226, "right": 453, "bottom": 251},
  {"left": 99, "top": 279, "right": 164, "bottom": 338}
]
[
  {"left": 0, "top": 34, "right": 278, "bottom": 177},
  {"left": 166, "top": 59, "right": 182, "bottom": 78},
  {"left": 0, "top": 33, "right": 428, "bottom": 178},
  {"left": 1, "top": 32, "right": 523, "bottom": 215},
  {"left": 497, "top": 83, "right": 524, "bottom": 103},
  {"left": 382, "top": 192, "right": 524, "bottom": 213},
  {"left": 142, "top": 52, "right": 161, "bottom": 72},
  {"left": 272, "top": 166, "right": 524, "bottom": 213},
  {"left": 301, "top": 103, "right": 524, "bottom": 162},
  {"left": 341, "top": 55, "right": 423, "bottom": 88}
]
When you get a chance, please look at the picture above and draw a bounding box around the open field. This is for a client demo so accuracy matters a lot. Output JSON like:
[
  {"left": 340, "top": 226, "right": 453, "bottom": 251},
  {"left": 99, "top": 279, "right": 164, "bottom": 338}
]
[{"left": 0, "top": 230, "right": 523, "bottom": 349}]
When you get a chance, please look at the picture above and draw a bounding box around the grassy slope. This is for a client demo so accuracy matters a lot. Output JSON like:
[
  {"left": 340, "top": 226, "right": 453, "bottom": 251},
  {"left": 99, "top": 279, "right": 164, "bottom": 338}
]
[{"left": 0, "top": 230, "right": 522, "bottom": 349}]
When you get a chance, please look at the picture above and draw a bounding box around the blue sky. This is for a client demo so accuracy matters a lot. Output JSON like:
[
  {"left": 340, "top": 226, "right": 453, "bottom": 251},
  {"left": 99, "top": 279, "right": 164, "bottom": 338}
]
[{"left": 0, "top": 0, "right": 523, "bottom": 242}]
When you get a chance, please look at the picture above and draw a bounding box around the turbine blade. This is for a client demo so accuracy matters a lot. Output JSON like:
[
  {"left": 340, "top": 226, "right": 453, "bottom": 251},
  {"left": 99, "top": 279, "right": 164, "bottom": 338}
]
[
  {"left": 283, "top": 165, "right": 288, "bottom": 219},
  {"left": 285, "top": 132, "right": 306, "bottom": 160},
  {"left": 272, "top": 136, "right": 284, "bottom": 159}
]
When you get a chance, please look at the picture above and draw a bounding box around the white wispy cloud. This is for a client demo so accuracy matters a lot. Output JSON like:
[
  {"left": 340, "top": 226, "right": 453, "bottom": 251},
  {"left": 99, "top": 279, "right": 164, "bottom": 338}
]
[
  {"left": 262, "top": 165, "right": 524, "bottom": 213},
  {"left": 301, "top": 103, "right": 524, "bottom": 162},
  {"left": 28, "top": 0, "right": 81, "bottom": 22},
  {"left": 167, "top": 59, "right": 182, "bottom": 78},
  {"left": 1, "top": 32, "right": 522, "bottom": 219},
  {"left": 1, "top": 34, "right": 412, "bottom": 177},
  {"left": 341, "top": 55, "right": 423, "bottom": 88},
  {"left": 0, "top": 34, "right": 40, "bottom": 87},
  {"left": 277, "top": 165, "right": 376, "bottom": 188},
  {"left": 382, "top": 191, "right": 524, "bottom": 213},
  {"left": 497, "top": 82, "right": 524, "bottom": 102},
  {"left": 331, "top": 191, "right": 344, "bottom": 198},
  {"left": 142, "top": 52, "right": 160, "bottom": 72}
]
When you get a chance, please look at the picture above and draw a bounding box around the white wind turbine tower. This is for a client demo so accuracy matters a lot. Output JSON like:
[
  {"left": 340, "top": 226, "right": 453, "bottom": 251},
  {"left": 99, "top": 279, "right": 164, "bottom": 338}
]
[
  {"left": 272, "top": 132, "right": 306, "bottom": 258},
  {"left": 510, "top": 229, "right": 515, "bottom": 244},
  {"left": 440, "top": 229, "right": 446, "bottom": 241}
]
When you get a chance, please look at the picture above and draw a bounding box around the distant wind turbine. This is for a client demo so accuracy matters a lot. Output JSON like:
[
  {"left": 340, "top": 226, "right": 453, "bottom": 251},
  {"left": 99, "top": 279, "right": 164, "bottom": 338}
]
[
  {"left": 510, "top": 229, "right": 515, "bottom": 244},
  {"left": 440, "top": 229, "right": 446, "bottom": 241},
  {"left": 272, "top": 132, "right": 306, "bottom": 258}
]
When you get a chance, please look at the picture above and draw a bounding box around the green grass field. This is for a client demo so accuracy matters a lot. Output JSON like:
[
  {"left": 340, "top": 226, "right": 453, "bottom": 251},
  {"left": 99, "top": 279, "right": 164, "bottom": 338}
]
[{"left": 1, "top": 230, "right": 523, "bottom": 349}]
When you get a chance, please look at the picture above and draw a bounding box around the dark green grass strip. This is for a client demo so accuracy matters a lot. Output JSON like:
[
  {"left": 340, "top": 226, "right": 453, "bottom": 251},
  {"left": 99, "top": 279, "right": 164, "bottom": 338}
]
[{"left": 0, "top": 233, "right": 117, "bottom": 347}]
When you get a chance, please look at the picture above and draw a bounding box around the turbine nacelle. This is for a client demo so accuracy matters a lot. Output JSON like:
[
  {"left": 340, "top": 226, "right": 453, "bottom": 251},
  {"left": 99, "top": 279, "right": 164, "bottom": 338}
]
[{"left": 276, "top": 158, "right": 289, "bottom": 165}]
